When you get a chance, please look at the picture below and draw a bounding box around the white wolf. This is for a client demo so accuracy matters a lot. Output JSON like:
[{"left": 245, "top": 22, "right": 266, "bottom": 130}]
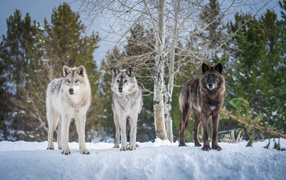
[
  {"left": 46, "top": 65, "right": 91, "bottom": 155},
  {"left": 111, "top": 67, "right": 143, "bottom": 151}
]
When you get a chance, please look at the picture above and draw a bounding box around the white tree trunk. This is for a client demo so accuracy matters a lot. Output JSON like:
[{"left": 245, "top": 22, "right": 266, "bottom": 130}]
[
  {"left": 164, "top": 0, "right": 180, "bottom": 143},
  {"left": 154, "top": 0, "right": 167, "bottom": 140}
]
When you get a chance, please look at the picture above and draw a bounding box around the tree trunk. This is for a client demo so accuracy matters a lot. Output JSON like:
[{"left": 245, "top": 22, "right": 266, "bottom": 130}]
[
  {"left": 154, "top": 0, "right": 167, "bottom": 140},
  {"left": 164, "top": 0, "right": 180, "bottom": 143}
]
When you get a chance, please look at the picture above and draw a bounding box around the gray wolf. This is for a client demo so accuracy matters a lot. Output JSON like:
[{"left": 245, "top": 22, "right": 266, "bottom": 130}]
[
  {"left": 111, "top": 67, "right": 143, "bottom": 151},
  {"left": 46, "top": 65, "right": 91, "bottom": 155},
  {"left": 179, "top": 63, "right": 225, "bottom": 151}
]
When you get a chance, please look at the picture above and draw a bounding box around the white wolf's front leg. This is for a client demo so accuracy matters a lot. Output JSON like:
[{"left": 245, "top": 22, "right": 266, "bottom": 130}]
[
  {"left": 129, "top": 114, "right": 138, "bottom": 150},
  {"left": 61, "top": 115, "right": 71, "bottom": 155},
  {"left": 119, "top": 117, "right": 127, "bottom": 151},
  {"left": 75, "top": 115, "right": 89, "bottom": 154}
]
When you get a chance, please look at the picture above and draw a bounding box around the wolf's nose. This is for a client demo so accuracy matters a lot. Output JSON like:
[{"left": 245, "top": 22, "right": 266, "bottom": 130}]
[
  {"left": 118, "top": 87, "right": 123, "bottom": 93},
  {"left": 69, "top": 88, "right": 74, "bottom": 94},
  {"left": 208, "top": 84, "right": 213, "bottom": 88}
]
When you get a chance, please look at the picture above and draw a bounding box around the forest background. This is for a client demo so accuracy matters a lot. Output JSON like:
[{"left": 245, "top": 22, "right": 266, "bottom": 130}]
[{"left": 0, "top": 0, "right": 285, "bottom": 143}]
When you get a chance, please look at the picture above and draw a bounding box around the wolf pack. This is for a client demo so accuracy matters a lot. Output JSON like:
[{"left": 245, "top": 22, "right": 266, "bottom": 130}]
[{"left": 46, "top": 62, "right": 225, "bottom": 155}]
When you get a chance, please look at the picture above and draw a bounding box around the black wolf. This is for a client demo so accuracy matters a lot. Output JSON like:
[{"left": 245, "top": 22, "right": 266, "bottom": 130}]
[{"left": 179, "top": 63, "right": 225, "bottom": 151}]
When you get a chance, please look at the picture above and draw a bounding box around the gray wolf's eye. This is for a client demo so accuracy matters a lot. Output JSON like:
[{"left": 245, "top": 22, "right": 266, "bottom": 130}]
[
  {"left": 75, "top": 80, "right": 79, "bottom": 83},
  {"left": 67, "top": 80, "right": 71, "bottom": 84},
  {"left": 124, "top": 80, "right": 127, "bottom": 83},
  {"left": 117, "top": 80, "right": 120, "bottom": 83}
]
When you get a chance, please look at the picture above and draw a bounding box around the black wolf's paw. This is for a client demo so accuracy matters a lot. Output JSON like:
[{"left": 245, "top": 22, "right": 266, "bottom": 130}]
[
  {"left": 212, "top": 145, "right": 222, "bottom": 151},
  {"left": 202, "top": 145, "right": 211, "bottom": 151},
  {"left": 194, "top": 142, "right": 202, "bottom": 147},
  {"left": 179, "top": 142, "right": 187, "bottom": 147}
]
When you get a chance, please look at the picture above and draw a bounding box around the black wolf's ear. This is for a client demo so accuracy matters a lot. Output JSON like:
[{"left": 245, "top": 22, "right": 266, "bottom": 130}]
[
  {"left": 112, "top": 67, "right": 120, "bottom": 77},
  {"left": 126, "top": 67, "right": 134, "bottom": 77},
  {"left": 63, "top": 66, "right": 71, "bottom": 77},
  {"left": 202, "top": 63, "right": 209, "bottom": 74},
  {"left": 215, "top": 63, "right": 223, "bottom": 74},
  {"left": 77, "top": 65, "right": 85, "bottom": 77}
]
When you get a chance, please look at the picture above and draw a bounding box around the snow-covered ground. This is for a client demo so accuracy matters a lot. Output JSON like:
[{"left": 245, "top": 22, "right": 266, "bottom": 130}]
[{"left": 0, "top": 139, "right": 285, "bottom": 180}]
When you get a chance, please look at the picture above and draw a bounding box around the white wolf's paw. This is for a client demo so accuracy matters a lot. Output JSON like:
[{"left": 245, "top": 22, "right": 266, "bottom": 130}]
[
  {"left": 113, "top": 144, "right": 120, "bottom": 148},
  {"left": 136, "top": 143, "right": 139, "bottom": 147},
  {"left": 62, "top": 149, "right": 71, "bottom": 155},
  {"left": 128, "top": 146, "right": 136, "bottom": 151},
  {"left": 47, "top": 146, "right": 54, "bottom": 150},
  {"left": 120, "top": 146, "right": 128, "bottom": 151},
  {"left": 80, "top": 148, "right": 90, "bottom": 155}
]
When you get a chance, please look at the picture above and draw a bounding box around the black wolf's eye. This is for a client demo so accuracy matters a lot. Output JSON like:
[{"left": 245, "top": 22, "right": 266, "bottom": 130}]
[{"left": 124, "top": 80, "right": 128, "bottom": 83}]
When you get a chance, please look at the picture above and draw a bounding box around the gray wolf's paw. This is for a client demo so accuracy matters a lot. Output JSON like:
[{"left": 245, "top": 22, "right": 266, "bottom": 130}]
[
  {"left": 212, "top": 145, "right": 222, "bottom": 151},
  {"left": 194, "top": 142, "right": 202, "bottom": 147},
  {"left": 113, "top": 144, "right": 120, "bottom": 148},
  {"left": 47, "top": 146, "right": 54, "bottom": 150},
  {"left": 179, "top": 142, "right": 187, "bottom": 147},
  {"left": 202, "top": 145, "right": 211, "bottom": 151},
  {"left": 80, "top": 148, "right": 90, "bottom": 155},
  {"left": 62, "top": 149, "right": 71, "bottom": 155},
  {"left": 120, "top": 146, "right": 128, "bottom": 151},
  {"left": 128, "top": 146, "right": 136, "bottom": 151}
]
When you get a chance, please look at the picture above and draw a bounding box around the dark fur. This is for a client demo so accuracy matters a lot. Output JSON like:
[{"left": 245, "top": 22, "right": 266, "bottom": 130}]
[{"left": 179, "top": 63, "right": 225, "bottom": 151}]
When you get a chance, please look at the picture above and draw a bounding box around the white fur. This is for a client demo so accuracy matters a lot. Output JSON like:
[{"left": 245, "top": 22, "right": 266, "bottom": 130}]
[
  {"left": 46, "top": 66, "right": 91, "bottom": 155},
  {"left": 210, "top": 106, "right": 216, "bottom": 111}
]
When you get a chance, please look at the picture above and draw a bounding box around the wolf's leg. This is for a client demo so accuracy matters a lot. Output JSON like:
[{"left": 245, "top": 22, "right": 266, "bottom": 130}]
[
  {"left": 201, "top": 114, "right": 211, "bottom": 151},
  {"left": 57, "top": 117, "right": 62, "bottom": 150},
  {"left": 76, "top": 115, "right": 89, "bottom": 154},
  {"left": 179, "top": 106, "right": 191, "bottom": 147},
  {"left": 113, "top": 113, "right": 120, "bottom": 148},
  {"left": 211, "top": 113, "right": 222, "bottom": 151},
  {"left": 61, "top": 115, "right": 71, "bottom": 155},
  {"left": 119, "top": 117, "right": 128, "bottom": 151},
  {"left": 193, "top": 111, "right": 202, "bottom": 147},
  {"left": 129, "top": 115, "right": 138, "bottom": 150},
  {"left": 47, "top": 108, "right": 57, "bottom": 150}
]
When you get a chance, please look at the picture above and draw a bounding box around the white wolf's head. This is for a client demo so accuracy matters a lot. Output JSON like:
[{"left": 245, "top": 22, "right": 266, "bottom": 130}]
[
  {"left": 111, "top": 67, "right": 137, "bottom": 96},
  {"left": 63, "top": 65, "right": 87, "bottom": 95}
]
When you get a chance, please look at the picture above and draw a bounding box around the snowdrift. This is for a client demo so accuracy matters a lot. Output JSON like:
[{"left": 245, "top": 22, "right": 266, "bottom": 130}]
[{"left": 0, "top": 139, "right": 285, "bottom": 180}]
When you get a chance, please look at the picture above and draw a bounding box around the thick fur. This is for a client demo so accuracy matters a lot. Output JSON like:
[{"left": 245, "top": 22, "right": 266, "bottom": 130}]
[
  {"left": 46, "top": 65, "right": 91, "bottom": 155},
  {"left": 111, "top": 67, "right": 143, "bottom": 151},
  {"left": 179, "top": 63, "right": 225, "bottom": 151}
]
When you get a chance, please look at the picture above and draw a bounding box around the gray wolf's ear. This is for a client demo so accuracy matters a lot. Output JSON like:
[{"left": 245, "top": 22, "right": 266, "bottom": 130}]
[
  {"left": 202, "top": 63, "right": 209, "bottom": 74},
  {"left": 215, "top": 63, "right": 223, "bottom": 74},
  {"left": 63, "top": 66, "right": 71, "bottom": 77},
  {"left": 112, "top": 67, "right": 120, "bottom": 77},
  {"left": 126, "top": 67, "right": 134, "bottom": 77},
  {"left": 77, "top": 65, "right": 85, "bottom": 77}
]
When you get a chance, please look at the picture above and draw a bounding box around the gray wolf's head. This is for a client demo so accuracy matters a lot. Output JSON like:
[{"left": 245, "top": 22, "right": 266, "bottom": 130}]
[
  {"left": 201, "top": 63, "right": 224, "bottom": 91},
  {"left": 63, "top": 65, "right": 87, "bottom": 95},
  {"left": 111, "top": 67, "right": 137, "bottom": 95}
]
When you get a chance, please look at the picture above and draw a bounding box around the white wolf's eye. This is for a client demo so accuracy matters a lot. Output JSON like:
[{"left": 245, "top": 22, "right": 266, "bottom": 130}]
[
  {"left": 67, "top": 80, "right": 71, "bottom": 84},
  {"left": 75, "top": 80, "right": 79, "bottom": 83},
  {"left": 124, "top": 80, "right": 127, "bottom": 83}
]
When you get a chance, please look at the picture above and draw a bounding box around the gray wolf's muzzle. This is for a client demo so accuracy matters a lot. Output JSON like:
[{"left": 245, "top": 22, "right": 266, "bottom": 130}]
[
  {"left": 69, "top": 88, "right": 74, "bottom": 95},
  {"left": 118, "top": 87, "right": 123, "bottom": 93}
]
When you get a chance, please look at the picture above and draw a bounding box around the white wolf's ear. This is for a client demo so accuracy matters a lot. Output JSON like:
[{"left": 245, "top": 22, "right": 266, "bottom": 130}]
[
  {"left": 215, "top": 63, "right": 223, "bottom": 74},
  {"left": 126, "top": 67, "right": 134, "bottom": 77},
  {"left": 77, "top": 65, "right": 85, "bottom": 77},
  {"left": 63, "top": 66, "right": 71, "bottom": 77},
  {"left": 112, "top": 67, "right": 120, "bottom": 77},
  {"left": 202, "top": 63, "right": 209, "bottom": 74}
]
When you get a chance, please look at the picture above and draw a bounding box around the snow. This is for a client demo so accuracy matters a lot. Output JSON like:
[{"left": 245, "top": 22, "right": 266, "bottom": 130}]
[{"left": 0, "top": 139, "right": 286, "bottom": 180}]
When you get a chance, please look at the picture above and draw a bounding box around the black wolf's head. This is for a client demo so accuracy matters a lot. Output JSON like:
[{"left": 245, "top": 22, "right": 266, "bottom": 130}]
[{"left": 201, "top": 63, "right": 224, "bottom": 91}]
